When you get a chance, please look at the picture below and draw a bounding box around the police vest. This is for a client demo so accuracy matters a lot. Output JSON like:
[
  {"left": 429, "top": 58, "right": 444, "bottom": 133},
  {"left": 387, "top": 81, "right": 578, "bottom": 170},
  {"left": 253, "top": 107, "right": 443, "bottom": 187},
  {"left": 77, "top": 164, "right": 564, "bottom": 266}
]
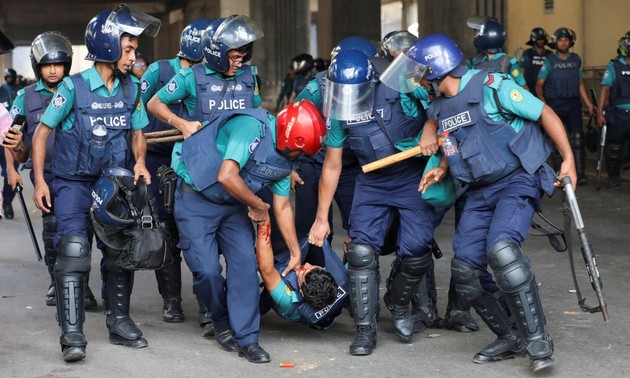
[
  {"left": 293, "top": 74, "right": 312, "bottom": 97},
  {"left": 432, "top": 72, "right": 551, "bottom": 185},
  {"left": 145, "top": 60, "right": 183, "bottom": 155},
  {"left": 22, "top": 83, "right": 55, "bottom": 172},
  {"left": 609, "top": 59, "right": 630, "bottom": 107},
  {"left": 187, "top": 64, "right": 255, "bottom": 124},
  {"left": 271, "top": 239, "right": 348, "bottom": 326},
  {"left": 543, "top": 53, "right": 581, "bottom": 99},
  {"left": 523, "top": 48, "right": 552, "bottom": 91},
  {"left": 181, "top": 108, "right": 292, "bottom": 204},
  {"left": 471, "top": 53, "right": 511, "bottom": 74},
  {"left": 53, "top": 75, "right": 135, "bottom": 181},
  {"left": 341, "top": 82, "right": 425, "bottom": 173}
]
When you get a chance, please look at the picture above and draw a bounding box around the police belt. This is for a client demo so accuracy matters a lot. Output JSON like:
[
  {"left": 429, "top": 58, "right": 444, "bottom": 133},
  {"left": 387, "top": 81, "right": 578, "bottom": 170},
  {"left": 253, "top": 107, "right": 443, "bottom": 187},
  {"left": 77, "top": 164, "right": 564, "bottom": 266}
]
[
  {"left": 615, "top": 107, "right": 630, "bottom": 117},
  {"left": 180, "top": 180, "right": 200, "bottom": 195}
]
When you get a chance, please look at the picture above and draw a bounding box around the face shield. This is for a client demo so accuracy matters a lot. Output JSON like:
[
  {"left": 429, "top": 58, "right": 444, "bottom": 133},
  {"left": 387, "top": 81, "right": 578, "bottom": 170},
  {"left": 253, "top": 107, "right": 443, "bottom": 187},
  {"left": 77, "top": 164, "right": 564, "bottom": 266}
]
[
  {"left": 323, "top": 77, "right": 375, "bottom": 121},
  {"left": 466, "top": 15, "right": 489, "bottom": 35},
  {"left": 379, "top": 52, "right": 428, "bottom": 93},
  {"left": 107, "top": 4, "right": 161, "bottom": 38},
  {"left": 31, "top": 32, "right": 73, "bottom": 64},
  {"left": 212, "top": 15, "right": 264, "bottom": 50},
  {"left": 382, "top": 31, "right": 417, "bottom": 60}
]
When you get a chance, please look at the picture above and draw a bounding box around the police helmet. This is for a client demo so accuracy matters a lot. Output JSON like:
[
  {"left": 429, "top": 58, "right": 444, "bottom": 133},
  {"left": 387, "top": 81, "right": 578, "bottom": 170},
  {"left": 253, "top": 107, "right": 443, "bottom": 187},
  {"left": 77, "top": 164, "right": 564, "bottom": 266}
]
[
  {"left": 381, "top": 30, "right": 418, "bottom": 62},
  {"left": 526, "top": 27, "right": 548, "bottom": 46},
  {"left": 467, "top": 16, "right": 505, "bottom": 53},
  {"left": 323, "top": 49, "right": 376, "bottom": 121},
  {"left": 618, "top": 33, "right": 630, "bottom": 57},
  {"left": 0, "top": 29, "right": 15, "bottom": 55},
  {"left": 550, "top": 27, "right": 576, "bottom": 50},
  {"left": 201, "top": 15, "right": 264, "bottom": 72},
  {"left": 30, "top": 31, "right": 73, "bottom": 80},
  {"left": 276, "top": 100, "right": 327, "bottom": 156},
  {"left": 380, "top": 34, "right": 465, "bottom": 93},
  {"left": 4, "top": 68, "right": 16, "bottom": 79},
  {"left": 291, "top": 53, "right": 314, "bottom": 75},
  {"left": 84, "top": 4, "right": 160, "bottom": 63},
  {"left": 330, "top": 36, "right": 378, "bottom": 60},
  {"left": 91, "top": 167, "right": 148, "bottom": 230},
  {"left": 178, "top": 18, "right": 213, "bottom": 62}
]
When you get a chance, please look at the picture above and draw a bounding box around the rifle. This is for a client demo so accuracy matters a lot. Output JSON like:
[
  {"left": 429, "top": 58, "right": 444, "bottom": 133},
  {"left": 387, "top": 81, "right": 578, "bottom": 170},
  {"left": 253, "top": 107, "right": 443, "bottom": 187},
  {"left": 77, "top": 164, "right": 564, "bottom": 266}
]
[
  {"left": 561, "top": 176, "right": 609, "bottom": 321},
  {"left": 15, "top": 184, "right": 43, "bottom": 262},
  {"left": 589, "top": 88, "right": 606, "bottom": 190}
]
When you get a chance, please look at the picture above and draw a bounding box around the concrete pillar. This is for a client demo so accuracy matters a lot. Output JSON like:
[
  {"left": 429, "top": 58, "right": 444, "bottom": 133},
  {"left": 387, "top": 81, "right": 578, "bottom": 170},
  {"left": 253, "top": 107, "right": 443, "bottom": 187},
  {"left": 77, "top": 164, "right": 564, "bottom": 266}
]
[{"left": 318, "top": 0, "right": 380, "bottom": 58}]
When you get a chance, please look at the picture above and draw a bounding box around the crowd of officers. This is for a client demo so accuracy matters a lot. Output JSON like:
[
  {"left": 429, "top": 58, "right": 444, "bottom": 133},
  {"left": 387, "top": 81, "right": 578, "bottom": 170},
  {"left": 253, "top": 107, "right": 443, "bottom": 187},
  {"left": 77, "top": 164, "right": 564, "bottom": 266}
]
[{"left": 0, "top": 5, "right": 627, "bottom": 373}]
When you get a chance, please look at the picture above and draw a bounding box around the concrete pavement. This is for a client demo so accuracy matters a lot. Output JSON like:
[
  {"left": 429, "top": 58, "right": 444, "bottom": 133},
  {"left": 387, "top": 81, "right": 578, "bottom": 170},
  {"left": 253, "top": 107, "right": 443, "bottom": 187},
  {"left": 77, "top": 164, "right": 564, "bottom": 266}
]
[{"left": 0, "top": 162, "right": 629, "bottom": 377}]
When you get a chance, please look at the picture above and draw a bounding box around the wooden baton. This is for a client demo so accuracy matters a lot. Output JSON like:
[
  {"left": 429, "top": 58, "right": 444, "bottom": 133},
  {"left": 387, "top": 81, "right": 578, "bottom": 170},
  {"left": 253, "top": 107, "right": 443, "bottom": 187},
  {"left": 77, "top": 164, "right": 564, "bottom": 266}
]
[
  {"left": 361, "top": 146, "right": 423, "bottom": 173},
  {"left": 146, "top": 135, "right": 185, "bottom": 144},
  {"left": 144, "top": 129, "right": 182, "bottom": 139}
]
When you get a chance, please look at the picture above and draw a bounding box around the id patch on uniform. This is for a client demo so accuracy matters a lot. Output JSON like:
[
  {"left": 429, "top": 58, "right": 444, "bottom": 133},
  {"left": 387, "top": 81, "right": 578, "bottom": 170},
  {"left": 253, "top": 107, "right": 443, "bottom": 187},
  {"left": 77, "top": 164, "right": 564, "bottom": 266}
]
[
  {"left": 52, "top": 93, "right": 66, "bottom": 108},
  {"left": 166, "top": 80, "right": 179, "bottom": 94},
  {"left": 140, "top": 79, "right": 150, "bottom": 93},
  {"left": 512, "top": 69, "right": 520, "bottom": 77},
  {"left": 510, "top": 89, "right": 523, "bottom": 103},
  {"left": 9, "top": 106, "right": 20, "bottom": 118}
]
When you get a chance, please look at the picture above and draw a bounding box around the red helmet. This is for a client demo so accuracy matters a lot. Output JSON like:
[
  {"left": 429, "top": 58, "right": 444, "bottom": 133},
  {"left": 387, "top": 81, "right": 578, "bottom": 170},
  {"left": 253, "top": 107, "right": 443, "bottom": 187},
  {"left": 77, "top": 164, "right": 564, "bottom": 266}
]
[{"left": 276, "top": 100, "right": 327, "bottom": 156}]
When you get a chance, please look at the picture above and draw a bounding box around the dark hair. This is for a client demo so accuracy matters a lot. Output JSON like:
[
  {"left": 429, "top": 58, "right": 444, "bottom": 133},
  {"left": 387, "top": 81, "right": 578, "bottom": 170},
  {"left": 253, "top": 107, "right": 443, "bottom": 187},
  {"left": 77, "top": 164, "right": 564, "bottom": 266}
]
[{"left": 300, "top": 269, "right": 337, "bottom": 309}]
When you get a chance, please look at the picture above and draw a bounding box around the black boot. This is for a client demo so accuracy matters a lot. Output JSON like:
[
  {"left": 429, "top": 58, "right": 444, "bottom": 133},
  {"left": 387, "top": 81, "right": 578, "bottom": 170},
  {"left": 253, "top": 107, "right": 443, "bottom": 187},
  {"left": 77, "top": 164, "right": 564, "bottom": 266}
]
[
  {"left": 411, "top": 273, "right": 442, "bottom": 333},
  {"left": 346, "top": 243, "right": 378, "bottom": 355},
  {"left": 571, "top": 132, "right": 588, "bottom": 185},
  {"left": 84, "top": 274, "right": 98, "bottom": 309},
  {"left": 3, "top": 202, "right": 14, "bottom": 219},
  {"left": 443, "top": 280, "right": 479, "bottom": 333},
  {"left": 46, "top": 263, "right": 56, "bottom": 306},
  {"left": 155, "top": 260, "right": 184, "bottom": 322},
  {"left": 194, "top": 286, "right": 214, "bottom": 337},
  {"left": 606, "top": 144, "right": 623, "bottom": 190},
  {"left": 43, "top": 214, "right": 58, "bottom": 306},
  {"left": 105, "top": 260, "right": 147, "bottom": 348}
]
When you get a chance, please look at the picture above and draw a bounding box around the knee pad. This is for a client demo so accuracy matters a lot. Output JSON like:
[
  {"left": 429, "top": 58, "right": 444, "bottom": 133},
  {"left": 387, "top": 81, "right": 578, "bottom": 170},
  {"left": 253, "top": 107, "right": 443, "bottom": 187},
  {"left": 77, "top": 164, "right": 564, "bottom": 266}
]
[
  {"left": 605, "top": 144, "right": 623, "bottom": 160},
  {"left": 56, "top": 235, "right": 92, "bottom": 276},
  {"left": 487, "top": 240, "right": 533, "bottom": 293},
  {"left": 570, "top": 132, "right": 583, "bottom": 148},
  {"left": 346, "top": 243, "right": 377, "bottom": 270},
  {"left": 399, "top": 254, "right": 433, "bottom": 278},
  {"left": 450, "top": 258, "right": 485, "bottom": 303}
]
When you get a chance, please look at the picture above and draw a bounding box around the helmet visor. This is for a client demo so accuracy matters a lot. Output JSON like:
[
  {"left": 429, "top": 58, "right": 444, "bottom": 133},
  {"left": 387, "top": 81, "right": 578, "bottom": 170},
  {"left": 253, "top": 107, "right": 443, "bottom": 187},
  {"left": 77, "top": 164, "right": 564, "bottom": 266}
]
[
  {"left": 31, "top": 32, "right": 73, "bottom": 64},
  {"left": 466, "top": 15, "right": 490, "bottom": 31},
  {"left": 107, "top": 4, "right": 161, "bottom": 38},
  {"left": 382, "top": 32, "right": 417, "bottom": 59},
  {"left": 323, "top": 78, "right": 375, "bottom": 121},
  {"left": 213, "top": 15, "right": 264, "bottom": 49},
  {"left": 379, "top": 52, "right": 427, "bottom": 93},
  {"left": 0, "top": 30, "right": 14, "bottom": 54}
]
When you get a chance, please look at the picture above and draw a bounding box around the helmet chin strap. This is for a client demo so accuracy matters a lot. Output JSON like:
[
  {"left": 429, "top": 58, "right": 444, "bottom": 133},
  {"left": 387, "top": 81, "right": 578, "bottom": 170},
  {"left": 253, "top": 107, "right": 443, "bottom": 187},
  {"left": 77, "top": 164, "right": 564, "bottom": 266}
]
[{"left": 113, "top": 65, "right": 130, "bottom": 98}]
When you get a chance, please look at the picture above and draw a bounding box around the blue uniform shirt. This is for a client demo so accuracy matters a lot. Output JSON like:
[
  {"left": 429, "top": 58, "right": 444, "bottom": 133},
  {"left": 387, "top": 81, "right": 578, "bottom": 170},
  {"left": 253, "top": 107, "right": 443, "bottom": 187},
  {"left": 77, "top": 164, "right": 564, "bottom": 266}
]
[
  {"left": 173, "top": 113, "right": 290, "bottom": 197},
  {"left": 40, "top": 66, "right": 148, "bottom": 131}
]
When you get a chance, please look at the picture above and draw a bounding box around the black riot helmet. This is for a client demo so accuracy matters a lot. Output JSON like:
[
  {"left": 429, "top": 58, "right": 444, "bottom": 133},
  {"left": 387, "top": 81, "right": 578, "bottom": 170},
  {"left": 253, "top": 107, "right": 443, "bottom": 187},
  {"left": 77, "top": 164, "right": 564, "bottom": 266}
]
[
  {"left": 0, "top": 29, "right": 15, "bottom": 55},
  {"left": 467, "top": 16, "right": 505, "bottom": 54},
  {"left": 291, "top": 53, "right": 314, "bottom": 75},
  {"left": 30, "top": 31, "right": 73, "bottom": 81},
  {"left": 618, "top": 32, "right": 630, "bottom": 57},
  {"left": 526, "top": 27, "right": 548, "bottom": 46},
  {"left": 550, "top": 27, "right": 576, "bottom": 50},
  {"left": 4, "top": 68, "right": 16, "bottom": 79}
]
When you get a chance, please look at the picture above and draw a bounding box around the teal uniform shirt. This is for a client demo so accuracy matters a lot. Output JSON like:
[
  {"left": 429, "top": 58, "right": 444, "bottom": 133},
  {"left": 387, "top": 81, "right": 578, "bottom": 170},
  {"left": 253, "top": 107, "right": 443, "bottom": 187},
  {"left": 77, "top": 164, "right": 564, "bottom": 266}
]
[
  {"left": 140, "top": 57, "right": 182, "bottom": 105},
  {"left": 295, "top": 79, "right": 322, "bottom": 106},
  {"left": 458, "top": 69, "right": 544, "bottom": 133},
  {"left": 269, "top": 280, "right": 301, "bottom": 322},
  {"left": 9, "top": 79, "right": 54, "bottom": 126},
  {"left": 40, "top": 66, "right": 148, "bottom": 131},
  {"left": 467, "top": 52, "right": 527, "bottom": 87},
  {"left": 537, "top": 52, "right": 585, "bottom": 80},
  {"left": 325, "top": 84, "right": 429, "bottom": 149},
  {"left": 176, "top": 113, "right": 290, "bottom": 197},
  {"left": 157, "top": 64, "right": 263, "bottom": 185},
  {"left": 601, "top": 57, "right": 630, "bottom": 111}
]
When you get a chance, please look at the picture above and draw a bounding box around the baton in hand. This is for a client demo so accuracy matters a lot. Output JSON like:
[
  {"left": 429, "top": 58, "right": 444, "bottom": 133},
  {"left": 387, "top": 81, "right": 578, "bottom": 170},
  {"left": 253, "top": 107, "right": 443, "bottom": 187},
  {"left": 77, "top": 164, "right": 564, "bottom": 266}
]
[
  {"left": 15, "top": 184, "right": 43, "bottom": 262},
  {"left": 596, "top": 124, "right": 607, "bottom": 191},
  {"left": 561, "top": 176, "right": 608, "bottom": 321}
]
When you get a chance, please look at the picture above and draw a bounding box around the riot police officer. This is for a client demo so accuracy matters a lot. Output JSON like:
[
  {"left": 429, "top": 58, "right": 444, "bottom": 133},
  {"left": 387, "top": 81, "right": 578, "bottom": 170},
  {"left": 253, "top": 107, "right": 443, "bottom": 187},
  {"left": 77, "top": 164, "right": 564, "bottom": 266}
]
[
  {"left": 520, "top": 27, "right": 553, "bottom": 96},
  {"left": 287, "top": 53, "right": 314, "bottom": 103},
  {"left": 0, "top": 67, "right": 20, "bottom": 218},
  {"left": 466, "top": 16, "right": 526, "bottom": 87},
  {"left": 536, "top": 27, "right": 595, "bottom": 184},
  {"left": 30, "top": 4, "right": 160, "bottom": 362},
  {"left": 309, "top": 49, "right": 441, "bottom": 355},
  {"left": 140, "top": 18, "right": 213, "bottom": 329},
  {"left": 0, "top": 28, "right": 13, "bottom": 221},
  {"left": 388, "top": 34, "right": 575, "bottom": 373},
  {"left": 2, "top": 31, "right": 98, "bottom": 308},
  {"left": 596, "top": 32, "right": 630, "bottom": 189},
  {"left": 163, "top": 101, "right": 326, "bottom": 363}
]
